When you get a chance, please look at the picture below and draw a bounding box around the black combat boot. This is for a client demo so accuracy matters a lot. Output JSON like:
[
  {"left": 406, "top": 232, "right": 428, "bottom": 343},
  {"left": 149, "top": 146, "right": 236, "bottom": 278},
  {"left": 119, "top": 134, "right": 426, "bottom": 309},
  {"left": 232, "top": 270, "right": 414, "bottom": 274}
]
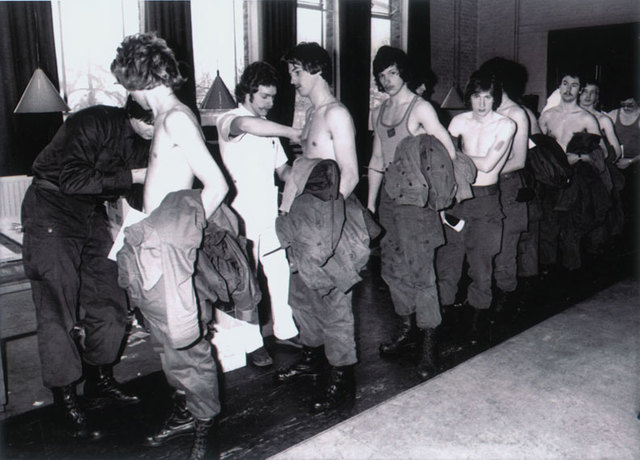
[
  {"left": 311, "top": 365, "right": 356, "bottom": 413},
  {"left": 274, "top": 346, "right": 324, "bottom": 384},
  {"left": 52, "top": 384, "right": 103, "bottom": 440},
  {"left": 416, "top": 327, "right": 439, "bottom": 381},
  {"left": 493, "top": 288, "right": 519, "bottom": 323},
  {"left": 468, "top": 307, "right": 491, "bottom": 347},
  {"left": 145, "top": 391, "right": 195, "bottom": 447},
  {"left": 187, "top": 417, "right": 214, "bottom": 460},
  {"left": 84, "top": 364, "right": 140, "bottom": 407},
  {"left": 379, "top": 316, "right": 419, "bottom": 357}
]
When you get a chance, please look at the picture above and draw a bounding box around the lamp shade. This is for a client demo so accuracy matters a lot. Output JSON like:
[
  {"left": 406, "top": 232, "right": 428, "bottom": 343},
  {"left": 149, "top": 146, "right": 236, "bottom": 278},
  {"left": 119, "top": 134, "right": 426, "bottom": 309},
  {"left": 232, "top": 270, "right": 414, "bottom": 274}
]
[
  {"left": 200, "top": 71, "right": 236, "bottom": 110},
  {"left": 14, "top": 68, "right": 70, "bottom": 113},
  {"left": 440, "top": 85, "right": 465, "bottom": 110}
]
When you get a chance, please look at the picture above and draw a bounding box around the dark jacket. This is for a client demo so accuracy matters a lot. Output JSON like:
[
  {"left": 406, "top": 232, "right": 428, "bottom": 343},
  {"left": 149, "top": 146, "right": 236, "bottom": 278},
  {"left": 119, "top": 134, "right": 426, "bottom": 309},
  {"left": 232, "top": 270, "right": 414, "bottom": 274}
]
[
  {"left": 22, "top": 105, "right": 149, "bottom": 238},
  {"left": 384, "top": 134, "right": 457, "bottom": 210},
  {"left": 117, "top": 190, "right": 261, "bottom": 349},
  {"left": 276, "top": 159, "right": 376, "bottom": 296}
]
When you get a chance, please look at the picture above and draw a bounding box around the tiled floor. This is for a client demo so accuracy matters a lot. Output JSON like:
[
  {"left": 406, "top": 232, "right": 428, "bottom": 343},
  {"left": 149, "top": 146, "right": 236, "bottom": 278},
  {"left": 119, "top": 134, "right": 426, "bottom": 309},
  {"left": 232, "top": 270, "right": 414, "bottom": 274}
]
[
  {"left": 1, "top": 236, "right": 637, "bottom": 459},
  {"left": 273, "top": 278, "right": 640, "bottom": 459}
]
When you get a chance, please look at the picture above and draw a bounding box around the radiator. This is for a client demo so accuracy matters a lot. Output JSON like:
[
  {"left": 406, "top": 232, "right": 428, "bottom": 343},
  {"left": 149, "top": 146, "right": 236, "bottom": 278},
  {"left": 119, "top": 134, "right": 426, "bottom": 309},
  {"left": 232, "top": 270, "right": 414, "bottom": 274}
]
[{"left": 0, "top": 175, "right": 32, "bottom": 220}]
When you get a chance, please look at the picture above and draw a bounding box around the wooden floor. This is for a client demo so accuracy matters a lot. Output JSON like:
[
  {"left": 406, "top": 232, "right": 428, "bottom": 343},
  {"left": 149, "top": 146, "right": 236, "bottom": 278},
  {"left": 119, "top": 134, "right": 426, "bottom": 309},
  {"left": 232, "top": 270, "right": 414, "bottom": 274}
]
[{"left": 1, "top": 235, "right": 637, "bottom": 459}]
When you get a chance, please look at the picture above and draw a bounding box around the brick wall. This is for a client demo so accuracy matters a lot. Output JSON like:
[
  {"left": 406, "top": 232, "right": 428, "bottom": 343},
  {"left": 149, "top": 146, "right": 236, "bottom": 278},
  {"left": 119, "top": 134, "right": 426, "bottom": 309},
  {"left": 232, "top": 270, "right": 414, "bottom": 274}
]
[
  {"left": 430, "top": 0, "right": 478, "bottom": 105},
  {"left": 431, "top": 0, "right": 640, "bottom": 112}
]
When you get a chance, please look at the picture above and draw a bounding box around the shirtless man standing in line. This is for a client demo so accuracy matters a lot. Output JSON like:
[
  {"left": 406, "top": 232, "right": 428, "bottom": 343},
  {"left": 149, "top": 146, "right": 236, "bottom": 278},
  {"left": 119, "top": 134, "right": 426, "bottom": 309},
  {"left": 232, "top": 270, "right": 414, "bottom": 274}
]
[
  {"left": 436, "top": 71, "right": 516, "bottom": 347},
  {"left": 111, "top": 32, "right": 228, "bottom": 460},
  {"left": 579, "top": 80, "right": 622, "bottom": 161},
  {"left": 538, "top": 72, "right": 604, "bottom": 272},
  {"left": 367, "top": 46, "right": 455, "bottom": 381},
  {"left": 478, "top": 58, "right": 531, "bottom": 318},
  {"left": 539, "top": 72, "right": 603, "bottom": 164},
  {"left": 273, "top": 42, "right": 360, "bottom": 412}
]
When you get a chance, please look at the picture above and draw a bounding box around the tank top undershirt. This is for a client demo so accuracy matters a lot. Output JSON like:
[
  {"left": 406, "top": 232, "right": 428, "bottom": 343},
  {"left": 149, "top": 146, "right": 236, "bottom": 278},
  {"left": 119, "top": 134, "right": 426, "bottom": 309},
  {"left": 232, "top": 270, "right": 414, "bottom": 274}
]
[
  {"left": 614, "top": 110, "right": 640, "bottom": 159},
  {"left": 375, "top": 95, "right": 420, "bottom": 167}
]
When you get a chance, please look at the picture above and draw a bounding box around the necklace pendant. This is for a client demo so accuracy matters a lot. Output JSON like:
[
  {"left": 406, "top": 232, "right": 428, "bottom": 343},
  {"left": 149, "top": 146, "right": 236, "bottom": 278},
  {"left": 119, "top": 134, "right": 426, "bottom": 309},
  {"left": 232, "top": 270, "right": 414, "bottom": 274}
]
[{"left": 387, "top": 127, "right": 396, "bottom": 138}]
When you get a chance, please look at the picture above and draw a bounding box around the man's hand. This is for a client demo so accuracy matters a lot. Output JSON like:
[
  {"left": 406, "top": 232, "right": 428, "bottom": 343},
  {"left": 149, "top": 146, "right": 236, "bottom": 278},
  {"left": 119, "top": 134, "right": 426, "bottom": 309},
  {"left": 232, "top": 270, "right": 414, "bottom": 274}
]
[
  {"left": 288, "top": 128, "right": 302, "bottom": 144},
  {"left": 131, "top": 168, "right": 147, "bottom": 184},
  {"left": 617, "top": 157, "right": 637, "bottom": 169}
]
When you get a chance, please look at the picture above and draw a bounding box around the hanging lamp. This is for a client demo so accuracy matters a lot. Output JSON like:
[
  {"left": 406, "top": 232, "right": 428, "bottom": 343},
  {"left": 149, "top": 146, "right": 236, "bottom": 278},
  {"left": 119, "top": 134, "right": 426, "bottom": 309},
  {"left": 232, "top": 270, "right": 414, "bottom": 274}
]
[
  {"left": 14, "top": 4, "right": 68, "bottom": 114},
  {"left": 440, "top": 0, "right": 466, "bottom": 110},
  {"left": 14, "top": 68, "right": 70, "bottom": 113}
]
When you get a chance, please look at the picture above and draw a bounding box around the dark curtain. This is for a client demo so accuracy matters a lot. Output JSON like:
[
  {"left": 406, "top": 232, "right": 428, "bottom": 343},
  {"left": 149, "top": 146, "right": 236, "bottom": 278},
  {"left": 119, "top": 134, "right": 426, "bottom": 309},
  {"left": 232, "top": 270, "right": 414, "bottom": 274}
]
[
  {"left": 0, "top": 1, "right": 63, "bottom": 176},
  {"left": 339, "top": 0, "right": 371, "bottom": 167},
  {"left": 407, "top": 0, "right": 431, "bottom": 82},
  {"left": 144, "top": 1, "right": 200, "bottom": 121},
  {"left": 260, "top": 0, "right": 297, "bottom": 126}
]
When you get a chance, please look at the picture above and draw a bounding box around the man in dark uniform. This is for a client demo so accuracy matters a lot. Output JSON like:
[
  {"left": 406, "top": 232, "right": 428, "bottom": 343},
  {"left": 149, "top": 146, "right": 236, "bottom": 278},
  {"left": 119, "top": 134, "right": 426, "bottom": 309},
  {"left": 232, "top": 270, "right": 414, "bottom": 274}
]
[{"left": 21, "top": 97, "right": 152, "bottom": 439}]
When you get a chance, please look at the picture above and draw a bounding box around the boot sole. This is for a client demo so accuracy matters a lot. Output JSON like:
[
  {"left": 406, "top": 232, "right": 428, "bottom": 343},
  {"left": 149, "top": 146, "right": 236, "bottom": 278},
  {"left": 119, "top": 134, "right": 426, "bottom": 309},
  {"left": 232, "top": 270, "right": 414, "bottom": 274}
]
[
  {"left": 310, "top": 394, "right": 356, "bottom": 414},
  {"left": 144, "top": 429, "right": 195, "bottom": 447},
  {"left": 273, "top": 372, "right": 321, "bottom": 386},
  {"left": 84, "top": 395, "right": 141, "bottom": 410}
]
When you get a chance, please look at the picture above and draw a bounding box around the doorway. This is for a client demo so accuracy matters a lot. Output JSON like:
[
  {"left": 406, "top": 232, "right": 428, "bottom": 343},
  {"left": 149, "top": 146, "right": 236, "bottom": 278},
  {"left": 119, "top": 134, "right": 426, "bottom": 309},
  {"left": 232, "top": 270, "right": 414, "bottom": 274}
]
[{"left": 547, "top": 22, "right": 639, "bottom": 111}]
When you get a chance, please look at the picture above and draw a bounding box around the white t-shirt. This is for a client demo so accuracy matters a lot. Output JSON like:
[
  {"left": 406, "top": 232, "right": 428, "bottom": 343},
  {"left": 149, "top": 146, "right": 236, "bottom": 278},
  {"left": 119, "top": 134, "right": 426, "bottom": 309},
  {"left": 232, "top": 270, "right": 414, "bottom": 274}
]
[{"left": 218, "top": 106, "right": 288, "bottom": 238}]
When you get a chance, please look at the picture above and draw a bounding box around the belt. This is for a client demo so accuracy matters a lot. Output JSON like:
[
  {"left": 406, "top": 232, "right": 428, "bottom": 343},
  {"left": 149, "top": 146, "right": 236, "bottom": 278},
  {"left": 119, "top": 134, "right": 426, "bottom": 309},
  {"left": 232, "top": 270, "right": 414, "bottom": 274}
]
[
  {"left": 500, "top": 168, "right": 524, "bottom": 180},
  {"left": 33, "top": 178, "right": 60, "bottom": 192},
  {"left": 471, "top": 184, "right": 499, "bottom": 197}
]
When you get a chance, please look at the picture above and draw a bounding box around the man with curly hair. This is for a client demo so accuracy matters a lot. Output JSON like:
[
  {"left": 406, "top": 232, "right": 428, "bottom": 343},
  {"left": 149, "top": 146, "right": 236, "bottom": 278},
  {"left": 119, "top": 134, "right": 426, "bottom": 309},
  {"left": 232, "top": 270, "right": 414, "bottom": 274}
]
[{"left": 111, "top": 32, "right": 228, "bottom": 460}]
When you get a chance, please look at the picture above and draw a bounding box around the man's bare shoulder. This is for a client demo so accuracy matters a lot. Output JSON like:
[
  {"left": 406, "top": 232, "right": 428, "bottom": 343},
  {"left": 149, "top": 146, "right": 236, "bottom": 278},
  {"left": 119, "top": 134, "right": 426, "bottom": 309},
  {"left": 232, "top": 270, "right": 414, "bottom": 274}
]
[
  {"left": 414, "top": 98, "right": 436, "bottom": 111},
  {"left": 163, "top": 104, "right": 198, "bottom": 125},
  {"left": 411, "top": 98, "right": 439, "bottom": 120},
  {"left": 501, "top": 103, "right": 528, "bottom": 122},
  {"left": 448, "top": 112, "right": 472, "bottom": 133},
  {"left": 451, "top": 111, "right": 474, "bottom": 124},
  {"left": 541, "top": 105, "right": 563, "bottom": 118},
  {"left": 159, "top": 105, "right": 201, "bottom": 139},
  {"left": 494, "top": 111, "right": 516, "bottom": 126},
  {"left": 325, "top": 101, "right": 354, "bottom": 125}
]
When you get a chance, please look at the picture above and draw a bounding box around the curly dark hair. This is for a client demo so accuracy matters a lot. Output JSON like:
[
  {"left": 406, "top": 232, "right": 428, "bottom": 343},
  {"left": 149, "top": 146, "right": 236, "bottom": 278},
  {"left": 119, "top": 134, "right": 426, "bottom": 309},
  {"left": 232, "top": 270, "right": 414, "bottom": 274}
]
[
  {"left": 283, "top": 42, "right": 333, "bottom": 85},
  {"left": 111, "top": 32, "right": 186, "bottom": 91},
  {"left": 463, "top": 71, "right": 502, "bottom": 110},
  {"left": 235, "top": 61, "right": 279, "bottom": 105},
  {"left": 373, "top": 46, "right": 412, "bottom": 92}
]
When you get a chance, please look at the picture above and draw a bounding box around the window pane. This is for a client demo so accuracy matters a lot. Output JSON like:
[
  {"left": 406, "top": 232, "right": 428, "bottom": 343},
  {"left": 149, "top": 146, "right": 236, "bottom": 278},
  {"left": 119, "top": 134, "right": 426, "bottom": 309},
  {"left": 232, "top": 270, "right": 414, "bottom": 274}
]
[
  {"left": 191, "top": 0, "right": 244, "bottom": 107},
  {"left": 52, "top": 0, "right": 140, "bottom": 111},
  {"left": 297, "top": 8, "right": 323, "bottom": 45},
  {"left": 298, "top": 0, "right": 323, "bottom": 6},
  {"left": 371, "top": 17, "right": 391, "bottom": 53},
  {"left": 371, "top": 0, "right": 391, "bottom": 16},
  {"left": 369, "top": 17, "right": 392, "bottom": 125}
]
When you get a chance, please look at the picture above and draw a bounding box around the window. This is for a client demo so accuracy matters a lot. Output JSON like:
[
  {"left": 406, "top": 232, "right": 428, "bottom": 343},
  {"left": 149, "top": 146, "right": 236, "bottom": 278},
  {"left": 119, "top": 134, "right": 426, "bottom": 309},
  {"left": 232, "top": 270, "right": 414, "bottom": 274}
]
[
  {"left": 51, "top": 0, "right": 141, "bottom": 112},
  {"left": 191, "top": 0, "right": 245, "bottom": 107},
  {"left": 297, "top": 0, "right": 327, "bottom": 46},
  {"left": 51, "top": 0, "right": 245, "bottom": 115},
  {"left": 369, "top": 0, "right": 394, "bottom": 125},
  {"left": 293, "top": 0, "right": 332, "bottom": 129}
]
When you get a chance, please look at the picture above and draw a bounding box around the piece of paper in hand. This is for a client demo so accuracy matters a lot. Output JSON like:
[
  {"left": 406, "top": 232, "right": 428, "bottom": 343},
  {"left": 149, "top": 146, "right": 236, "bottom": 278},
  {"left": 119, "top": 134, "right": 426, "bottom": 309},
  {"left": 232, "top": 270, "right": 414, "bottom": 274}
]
[{"left": 108, "top": 208, "right": 148, "bottom": 261}]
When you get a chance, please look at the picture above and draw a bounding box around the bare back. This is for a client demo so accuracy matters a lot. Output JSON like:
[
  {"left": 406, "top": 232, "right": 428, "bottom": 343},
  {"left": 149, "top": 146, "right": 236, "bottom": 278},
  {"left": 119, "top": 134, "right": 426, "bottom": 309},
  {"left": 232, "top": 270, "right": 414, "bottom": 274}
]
[
  {"left": 144, "top": 102, "right": 227, "bottom": 217},
  {"left": 498, "top": 100, "right": 529, "bottom": 173}
]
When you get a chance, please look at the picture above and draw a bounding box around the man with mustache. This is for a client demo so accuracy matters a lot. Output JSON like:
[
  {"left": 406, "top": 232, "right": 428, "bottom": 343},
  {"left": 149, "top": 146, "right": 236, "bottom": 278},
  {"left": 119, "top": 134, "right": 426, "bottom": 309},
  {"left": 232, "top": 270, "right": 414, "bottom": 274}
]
[
  {"left": 539, "top": 72, "right": 604, "bottom": 164},
  {"left": 538, "top": 71, "right": 606, "bottom": 273}
]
